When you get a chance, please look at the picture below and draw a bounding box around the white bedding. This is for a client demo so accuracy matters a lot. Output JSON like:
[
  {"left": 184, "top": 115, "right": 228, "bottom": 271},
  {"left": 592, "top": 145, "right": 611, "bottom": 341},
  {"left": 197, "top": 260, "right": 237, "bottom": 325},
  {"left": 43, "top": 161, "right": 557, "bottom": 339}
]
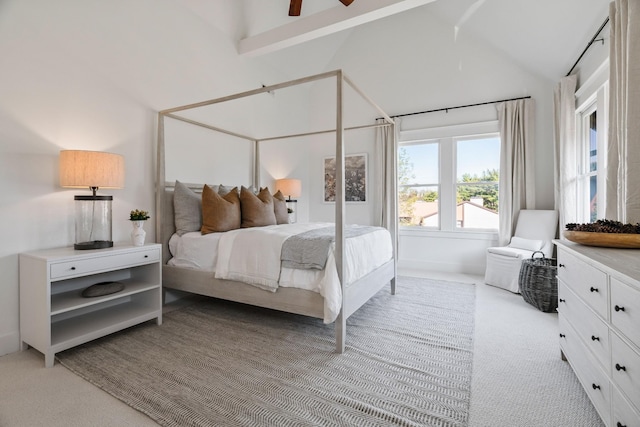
[{"left": 168, "top": 222, "right": 393, "bottom": 323}]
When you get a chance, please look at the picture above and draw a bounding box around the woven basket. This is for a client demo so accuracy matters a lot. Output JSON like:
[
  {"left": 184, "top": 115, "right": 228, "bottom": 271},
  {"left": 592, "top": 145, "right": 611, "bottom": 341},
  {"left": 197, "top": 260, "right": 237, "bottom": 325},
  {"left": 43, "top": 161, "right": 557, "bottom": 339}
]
[{"left": 519, "top": 251, "right": 558, "bottom": 313}]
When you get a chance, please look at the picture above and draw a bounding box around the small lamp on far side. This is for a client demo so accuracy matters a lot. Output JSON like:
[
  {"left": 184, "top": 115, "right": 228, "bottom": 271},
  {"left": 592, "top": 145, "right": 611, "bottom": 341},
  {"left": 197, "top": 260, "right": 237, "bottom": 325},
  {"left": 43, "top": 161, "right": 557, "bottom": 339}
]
[
  {"left": 59, "top": 150, "right": 125, "bottom": 250},
  {"left": 275, "top": 178, "right": 301, "bottom": 223}
]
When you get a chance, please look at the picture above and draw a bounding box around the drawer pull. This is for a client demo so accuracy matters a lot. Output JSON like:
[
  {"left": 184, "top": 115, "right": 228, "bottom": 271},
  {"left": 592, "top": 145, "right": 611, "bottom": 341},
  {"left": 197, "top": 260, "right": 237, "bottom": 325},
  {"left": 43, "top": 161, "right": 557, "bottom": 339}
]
[
  {"left": 591, "top": 335, "right": 600, "bottom": 341},
  {"left": 144, "top": 255, "right": 149, "bottom": 258},
  {"left": 70, "top": 266, "right": 76, "bottom": 270},
  {"left": 559, "top": 298, "right": 566, "bottom": 303},
  {"left": 614, "top": 305, "right": 625, "bottom": 312},
  {"left": 589, "top": 287, "right": 599, "bottom": 293},
  {"left": 617, "top": 423, "right": 627, "bottom": 427},
  {"left": 591, "top": 383, "right": 600, "bottom": 390},
  {"left": 559, "top": 333, "right": 566, "bottom": 338},
  {"left": 558, "top": 263, "right": 565, "bottom": 268},
  {"left": 615, "top": 363, "right": 626, "bottom": 372}
]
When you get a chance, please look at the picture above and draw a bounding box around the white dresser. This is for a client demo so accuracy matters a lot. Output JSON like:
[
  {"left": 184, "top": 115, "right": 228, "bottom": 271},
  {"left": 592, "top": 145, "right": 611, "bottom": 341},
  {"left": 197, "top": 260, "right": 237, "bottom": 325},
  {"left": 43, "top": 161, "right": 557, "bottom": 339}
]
[
  {"left": 20, "top": 244, "right": 162, "bottom": 367},
  {"left": 555, "top": 240, "right": 640, "bottom": 427}
]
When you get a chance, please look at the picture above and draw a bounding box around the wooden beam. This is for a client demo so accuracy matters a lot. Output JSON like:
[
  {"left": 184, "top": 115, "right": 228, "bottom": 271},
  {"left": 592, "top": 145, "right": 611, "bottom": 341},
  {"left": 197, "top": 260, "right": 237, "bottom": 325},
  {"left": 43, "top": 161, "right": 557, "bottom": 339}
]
[
  {"left": 338, "top": 0, "right": 355, "bottom": 6},
  {"left": 239, "top": 0, "right": 436, "bottom": 56}
]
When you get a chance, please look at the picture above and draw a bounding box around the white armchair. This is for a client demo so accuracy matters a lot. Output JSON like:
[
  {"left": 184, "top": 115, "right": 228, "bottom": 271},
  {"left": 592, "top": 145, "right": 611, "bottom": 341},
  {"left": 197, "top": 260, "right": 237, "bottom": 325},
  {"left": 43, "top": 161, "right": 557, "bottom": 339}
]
[{"left": 484, "top": 210, "right": 558, "bottom": 293}]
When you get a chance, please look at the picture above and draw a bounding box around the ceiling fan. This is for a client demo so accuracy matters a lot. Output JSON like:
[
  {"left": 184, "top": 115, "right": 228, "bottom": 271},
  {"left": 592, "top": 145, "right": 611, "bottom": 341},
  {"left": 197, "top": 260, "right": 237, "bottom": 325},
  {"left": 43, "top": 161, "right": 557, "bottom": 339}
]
[{"left": 289, "top": 0, "right": 355, "bottom": 17}]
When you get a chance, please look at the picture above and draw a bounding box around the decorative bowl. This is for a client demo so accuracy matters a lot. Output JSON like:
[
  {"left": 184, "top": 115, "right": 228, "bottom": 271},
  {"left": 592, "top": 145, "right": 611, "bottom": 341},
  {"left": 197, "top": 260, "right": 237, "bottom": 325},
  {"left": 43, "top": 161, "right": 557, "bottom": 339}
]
[{"left": 564, "top": 230, "right": 640, "bottom": 249}]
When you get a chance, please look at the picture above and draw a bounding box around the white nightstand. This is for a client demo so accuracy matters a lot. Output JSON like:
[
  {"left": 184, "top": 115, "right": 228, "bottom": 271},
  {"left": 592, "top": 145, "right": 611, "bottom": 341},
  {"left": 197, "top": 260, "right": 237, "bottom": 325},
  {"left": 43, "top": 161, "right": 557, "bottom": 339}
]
[{"left": 19, "top": 243, "right": 162, "bottom": 367}]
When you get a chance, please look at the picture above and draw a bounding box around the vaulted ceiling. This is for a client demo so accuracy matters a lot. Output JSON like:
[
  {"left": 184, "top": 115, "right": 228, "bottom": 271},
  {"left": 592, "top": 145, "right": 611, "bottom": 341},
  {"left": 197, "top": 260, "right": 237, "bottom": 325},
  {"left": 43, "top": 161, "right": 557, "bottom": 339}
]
[{"left": 180, "top": 0, "right": 611, "bottom": 82}]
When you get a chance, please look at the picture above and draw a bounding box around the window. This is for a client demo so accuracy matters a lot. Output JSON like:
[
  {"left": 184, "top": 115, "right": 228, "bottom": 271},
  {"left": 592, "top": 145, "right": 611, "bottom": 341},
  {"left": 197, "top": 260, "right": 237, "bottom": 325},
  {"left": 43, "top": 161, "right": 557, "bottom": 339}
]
[
  {"left": 398, "top": 122, "right": 500, "bottom": 231},
  {"left": 576, "top": 85, "right": 607, "bottom": 223}
]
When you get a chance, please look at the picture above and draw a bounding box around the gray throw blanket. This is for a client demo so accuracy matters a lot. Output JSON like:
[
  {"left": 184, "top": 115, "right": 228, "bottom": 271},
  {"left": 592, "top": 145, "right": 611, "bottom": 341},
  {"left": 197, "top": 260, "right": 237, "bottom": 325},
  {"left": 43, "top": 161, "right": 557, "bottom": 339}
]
[{"left": 281, "top": 225, "right": 382, "bottom": 270}]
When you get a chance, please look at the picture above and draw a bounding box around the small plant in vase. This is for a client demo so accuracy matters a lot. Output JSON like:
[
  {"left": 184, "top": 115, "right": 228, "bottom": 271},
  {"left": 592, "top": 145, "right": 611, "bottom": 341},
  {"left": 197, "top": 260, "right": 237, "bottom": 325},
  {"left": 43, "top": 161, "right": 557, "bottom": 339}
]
[
  {"left": 130, "top": 209, "right": 150, "bottom": 221},
  {"left": 129, "top": 209, "right": 150, "bottom": 246}
]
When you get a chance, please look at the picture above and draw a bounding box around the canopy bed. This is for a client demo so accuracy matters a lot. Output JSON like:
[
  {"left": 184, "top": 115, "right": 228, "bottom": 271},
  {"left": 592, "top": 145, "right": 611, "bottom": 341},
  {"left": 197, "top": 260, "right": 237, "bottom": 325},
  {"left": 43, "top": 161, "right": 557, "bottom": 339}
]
[{"left": 156, "top": 70, "right": 397, "bottom": 352}]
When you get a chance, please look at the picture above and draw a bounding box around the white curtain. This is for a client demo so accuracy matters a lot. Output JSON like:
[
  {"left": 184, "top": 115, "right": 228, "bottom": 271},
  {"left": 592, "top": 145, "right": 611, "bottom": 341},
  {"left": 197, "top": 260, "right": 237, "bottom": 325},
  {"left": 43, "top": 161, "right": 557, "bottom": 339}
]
[
  {"left": 553, "top": 75, "right": 578, "bottom": 234},
  {"left": 375, "top": 118, "right": 399, "bottom": 261},
  {"left": 496, "top": 99, "right": 536, "bottom": 245},
  {"left": 606, "top": 0, "right": 640, "bottom": 223}
]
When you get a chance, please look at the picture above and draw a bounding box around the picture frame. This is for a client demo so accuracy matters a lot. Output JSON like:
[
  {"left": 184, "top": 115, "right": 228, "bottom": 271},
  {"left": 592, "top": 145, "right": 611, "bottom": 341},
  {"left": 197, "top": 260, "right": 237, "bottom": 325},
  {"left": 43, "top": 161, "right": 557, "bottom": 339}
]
[{"left": 323, "top": 153, "right": 367, "bottom": 203}]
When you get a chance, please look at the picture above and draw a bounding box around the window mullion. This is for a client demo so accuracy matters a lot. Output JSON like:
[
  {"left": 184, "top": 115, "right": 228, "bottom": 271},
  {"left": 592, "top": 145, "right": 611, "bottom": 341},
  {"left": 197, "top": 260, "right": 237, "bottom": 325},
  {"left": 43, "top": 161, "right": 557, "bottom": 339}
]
[{"left": 440, "top": 138, "right": 455, "bottom": 231}]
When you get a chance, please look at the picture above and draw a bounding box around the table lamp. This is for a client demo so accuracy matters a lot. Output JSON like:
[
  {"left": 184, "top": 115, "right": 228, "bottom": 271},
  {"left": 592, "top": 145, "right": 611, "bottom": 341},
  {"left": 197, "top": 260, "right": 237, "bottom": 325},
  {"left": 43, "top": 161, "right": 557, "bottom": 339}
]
[
  {"left": 275, "top": 178, "right": 301, "bottom": 223},
  {"left": 59, "top": 150, "right": 125, "bottom": 250}
]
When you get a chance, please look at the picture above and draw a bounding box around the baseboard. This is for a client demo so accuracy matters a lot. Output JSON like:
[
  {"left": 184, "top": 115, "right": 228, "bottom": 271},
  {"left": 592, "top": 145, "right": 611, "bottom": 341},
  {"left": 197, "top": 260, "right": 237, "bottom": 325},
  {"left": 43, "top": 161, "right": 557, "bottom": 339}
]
[
  {"left": 0, "top": 331, "right": 21, "bottom": 357},
  {"left": 398, "top": 259, "right": 485, "bottom": 276}
]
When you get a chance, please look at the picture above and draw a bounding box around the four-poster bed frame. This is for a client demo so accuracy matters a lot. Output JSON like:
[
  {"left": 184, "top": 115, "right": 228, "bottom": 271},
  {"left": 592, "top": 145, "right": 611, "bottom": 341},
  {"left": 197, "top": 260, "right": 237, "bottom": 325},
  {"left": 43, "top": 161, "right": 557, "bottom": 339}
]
[{"left": 156, "top": 70, "right": 397, "bottom": 352}]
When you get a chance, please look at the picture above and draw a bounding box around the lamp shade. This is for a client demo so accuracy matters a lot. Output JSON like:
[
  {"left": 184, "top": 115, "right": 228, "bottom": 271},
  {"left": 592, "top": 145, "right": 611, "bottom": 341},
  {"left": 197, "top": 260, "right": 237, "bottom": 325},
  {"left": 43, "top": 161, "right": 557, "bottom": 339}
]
[
  {"left": 275, "top": 178, "right": 301, "bottom": 199},
  {"left": 59, "top": 150, "right": 125, "bottom": 189}
]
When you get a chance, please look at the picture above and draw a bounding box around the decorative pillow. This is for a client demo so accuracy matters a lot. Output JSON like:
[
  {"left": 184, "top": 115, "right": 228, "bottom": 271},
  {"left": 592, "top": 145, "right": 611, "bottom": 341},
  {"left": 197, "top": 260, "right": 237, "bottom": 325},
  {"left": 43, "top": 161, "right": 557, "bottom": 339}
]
[
  {"left": 273, "top": 190, "right": 289, "bottom": 225},
  {"left": 174, "top": 180, "right": 202, "bottom": 236},
  {"left": 201, "top": 184, "right": 241, "bottom": 234},
  {"left": 240, "top": 186, "right": 277, "bottom": 228},
  {"left": 217, "top": 184, "right": 235, "bottom": 196},
  {"left": 508, "top": 236, "right": 544, "bottom": 251}
]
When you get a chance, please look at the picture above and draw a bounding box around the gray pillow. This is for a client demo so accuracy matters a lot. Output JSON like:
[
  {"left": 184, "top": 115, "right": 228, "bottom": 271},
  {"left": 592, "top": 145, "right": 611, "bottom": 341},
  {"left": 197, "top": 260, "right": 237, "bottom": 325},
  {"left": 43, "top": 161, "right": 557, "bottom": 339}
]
[
  {"left": 218, "top": 184, "right": 235, "bottom": 196},
  {"left": 174, "top": 180, "right": 202, "bottom": 236}
]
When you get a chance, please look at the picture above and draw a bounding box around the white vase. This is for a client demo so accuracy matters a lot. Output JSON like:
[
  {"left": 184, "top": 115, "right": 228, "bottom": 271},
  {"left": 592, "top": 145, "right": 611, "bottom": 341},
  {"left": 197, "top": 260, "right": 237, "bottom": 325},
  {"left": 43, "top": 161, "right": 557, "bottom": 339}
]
[{"left": 131, "top": 220, "right": 146, "bottom": 246}]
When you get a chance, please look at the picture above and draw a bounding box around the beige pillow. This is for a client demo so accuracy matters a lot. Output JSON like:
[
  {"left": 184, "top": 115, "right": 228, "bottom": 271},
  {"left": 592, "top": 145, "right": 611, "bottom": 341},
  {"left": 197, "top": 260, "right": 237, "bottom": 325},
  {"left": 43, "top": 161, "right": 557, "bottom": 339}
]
[
  {"left": 240, "top": 186, "right": 277, "bottom": 228},
  {"left": 201, "top": 185, "right": 241, "bottom": 234},
  {"left": 273, "top": 190, "right": 289, "bottom": 225}
]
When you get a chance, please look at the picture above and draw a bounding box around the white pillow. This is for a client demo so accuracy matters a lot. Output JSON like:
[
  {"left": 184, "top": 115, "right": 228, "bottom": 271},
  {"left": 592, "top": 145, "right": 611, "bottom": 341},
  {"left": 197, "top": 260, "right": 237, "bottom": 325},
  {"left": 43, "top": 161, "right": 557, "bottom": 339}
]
[{"left": 508, "top": 236, "right": 544, "bottom": 251}]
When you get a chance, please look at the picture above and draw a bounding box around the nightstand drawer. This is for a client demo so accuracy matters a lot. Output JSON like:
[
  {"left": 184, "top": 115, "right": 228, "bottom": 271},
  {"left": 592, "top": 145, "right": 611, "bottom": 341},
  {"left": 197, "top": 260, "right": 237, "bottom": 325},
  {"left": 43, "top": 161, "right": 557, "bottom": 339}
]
[
  {"left": 51, "top": 248, "right": 160, "bottom": 280},
  {"left": 557, "top": 248, "right": 608, "bottom": 318},
  {"left": 611, "top": 277, "right": 640, "bottom": 348}
]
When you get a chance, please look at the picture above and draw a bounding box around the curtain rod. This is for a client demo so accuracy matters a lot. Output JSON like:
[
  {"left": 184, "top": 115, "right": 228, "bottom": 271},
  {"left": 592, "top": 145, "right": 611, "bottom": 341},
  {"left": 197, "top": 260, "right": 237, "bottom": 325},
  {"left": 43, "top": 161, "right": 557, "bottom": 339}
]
[
  {"left": 566, "top": 16, "right": 609, "bottom": 76},
  {"left": 381, "top": 95, "right": 532, "bottom": 120}
]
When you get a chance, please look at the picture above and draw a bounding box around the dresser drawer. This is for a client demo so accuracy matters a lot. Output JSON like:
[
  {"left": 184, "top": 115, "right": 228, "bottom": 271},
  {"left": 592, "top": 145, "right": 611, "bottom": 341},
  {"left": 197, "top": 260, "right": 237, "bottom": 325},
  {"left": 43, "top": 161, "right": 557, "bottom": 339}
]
[
  {"left": 557, "top": 248, "right": 608, "bottom": 319},
  {"left": 611, "top": 277, "right": 640, "bottom": 349},
  {"left": 613, "top": 386, "right": 640, "bottom": 427},
  {"left": 558, "top": 282, "right": 610, "bottom": 371},
  {"left": 50, "top": 247, "right": 161, "bottom": 280},
  {"left": 559, "top": 314, "right": 611, "bottom": 423},
  {"left": 611, "top": 332, "right": 640, "bottom": 412}
]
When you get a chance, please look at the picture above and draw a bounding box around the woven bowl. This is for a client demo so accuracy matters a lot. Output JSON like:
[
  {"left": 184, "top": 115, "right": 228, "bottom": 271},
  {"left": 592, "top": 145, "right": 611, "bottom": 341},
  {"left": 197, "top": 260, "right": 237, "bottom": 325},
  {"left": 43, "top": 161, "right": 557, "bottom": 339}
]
[{"left": 564, "top": 230, "right": 640, "bottom": 248}]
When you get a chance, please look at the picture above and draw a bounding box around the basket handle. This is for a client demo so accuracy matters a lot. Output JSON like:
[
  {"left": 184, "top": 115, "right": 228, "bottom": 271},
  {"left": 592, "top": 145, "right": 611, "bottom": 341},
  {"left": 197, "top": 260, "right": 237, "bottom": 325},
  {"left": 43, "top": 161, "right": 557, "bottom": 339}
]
[{"left": 531, "top": 251, "right": 545, "bottom": 259}]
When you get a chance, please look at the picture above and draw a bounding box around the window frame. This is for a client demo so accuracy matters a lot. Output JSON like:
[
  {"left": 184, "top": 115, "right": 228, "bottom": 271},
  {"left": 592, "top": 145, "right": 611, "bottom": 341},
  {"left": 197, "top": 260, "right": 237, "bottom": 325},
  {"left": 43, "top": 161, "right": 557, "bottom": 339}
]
[
  {"left": 398, "top": 121, "right": 500, "bottom": 234},
  {"left": 576, "top": 84, "right": 608, "bottom": 223}
]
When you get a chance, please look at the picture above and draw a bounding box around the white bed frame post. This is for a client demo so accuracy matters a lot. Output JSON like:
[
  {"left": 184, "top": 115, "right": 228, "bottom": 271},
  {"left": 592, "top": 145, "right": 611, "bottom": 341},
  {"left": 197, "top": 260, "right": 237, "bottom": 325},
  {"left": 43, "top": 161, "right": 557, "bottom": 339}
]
[
  {"left": 156, "top": 112, "right": 165, "bottom": 255},
  {"left": 253, "top": 140, "right": 260, "bottom": 189},
  {"left": 335, "top": 71, "right": 347, "bottom": 354}
]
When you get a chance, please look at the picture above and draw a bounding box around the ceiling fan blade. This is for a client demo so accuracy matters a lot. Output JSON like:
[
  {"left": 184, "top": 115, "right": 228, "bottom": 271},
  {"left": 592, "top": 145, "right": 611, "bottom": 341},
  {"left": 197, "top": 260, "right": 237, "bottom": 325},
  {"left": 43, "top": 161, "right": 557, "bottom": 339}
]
[
  {"left": 338, "top": 0, "right": 354, "bottom": 6},
  {"left": 289, "top": 0, "right": 302, "bottom": 16}
]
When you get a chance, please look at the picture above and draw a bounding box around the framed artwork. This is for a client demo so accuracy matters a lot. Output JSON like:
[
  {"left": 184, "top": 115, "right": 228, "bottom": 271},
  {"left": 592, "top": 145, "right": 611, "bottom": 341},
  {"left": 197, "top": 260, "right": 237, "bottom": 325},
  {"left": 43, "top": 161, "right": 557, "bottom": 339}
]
[{"left": 323, "top": 153, "right": 367, "bottom": 203}]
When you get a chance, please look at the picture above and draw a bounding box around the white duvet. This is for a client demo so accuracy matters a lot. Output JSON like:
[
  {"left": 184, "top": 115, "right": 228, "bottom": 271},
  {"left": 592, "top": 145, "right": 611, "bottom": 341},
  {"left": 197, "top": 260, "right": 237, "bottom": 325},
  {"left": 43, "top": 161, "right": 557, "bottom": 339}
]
[{"left": 168, "top": 222, "right": 392, "bottom": 323}]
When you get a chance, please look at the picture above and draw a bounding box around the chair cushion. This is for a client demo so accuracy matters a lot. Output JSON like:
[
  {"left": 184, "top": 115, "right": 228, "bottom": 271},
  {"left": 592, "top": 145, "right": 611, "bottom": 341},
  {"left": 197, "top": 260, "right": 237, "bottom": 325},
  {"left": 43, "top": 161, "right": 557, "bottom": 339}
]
[
  {"left": 508, "top": 236, "right": 543, "bottom": 251},
  {"left": 486, "top": 247, "right": 532, "bottom": 258}
]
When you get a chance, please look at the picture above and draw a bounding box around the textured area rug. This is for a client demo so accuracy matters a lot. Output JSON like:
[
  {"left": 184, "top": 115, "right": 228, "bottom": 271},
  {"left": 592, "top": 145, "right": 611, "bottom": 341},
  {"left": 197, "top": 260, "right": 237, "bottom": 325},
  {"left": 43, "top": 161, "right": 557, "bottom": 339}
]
[{"left": 57, "top": 276, "right": 476, "bottom": 427}]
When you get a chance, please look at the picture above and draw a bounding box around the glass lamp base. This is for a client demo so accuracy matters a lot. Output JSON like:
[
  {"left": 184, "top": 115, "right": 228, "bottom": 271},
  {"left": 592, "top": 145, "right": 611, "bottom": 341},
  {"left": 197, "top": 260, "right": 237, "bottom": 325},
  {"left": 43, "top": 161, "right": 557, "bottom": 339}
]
[{"left": 74, "top": 195, "right": 114, "bottom": 250}]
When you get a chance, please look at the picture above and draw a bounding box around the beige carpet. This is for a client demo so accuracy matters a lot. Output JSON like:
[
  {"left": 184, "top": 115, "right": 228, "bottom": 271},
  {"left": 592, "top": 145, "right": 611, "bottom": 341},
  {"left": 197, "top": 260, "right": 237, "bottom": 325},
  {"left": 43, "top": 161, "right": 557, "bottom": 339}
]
[{"left": 57, "top": 277, "right": 475, "bottom": 427}]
